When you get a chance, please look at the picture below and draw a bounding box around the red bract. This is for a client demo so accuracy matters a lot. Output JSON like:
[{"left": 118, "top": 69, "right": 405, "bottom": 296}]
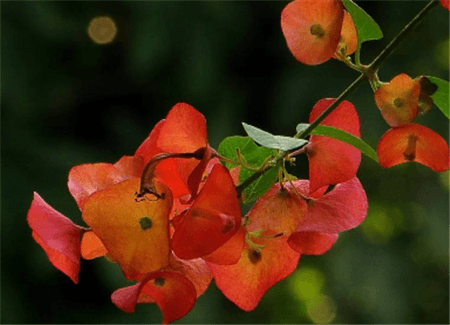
[
  {"left": 27, "top": 193, "right": 84, "bottom": 283},
  {"left": 112, "top": 271, "right": 197, "bottom": 324},
  {"left": 290, "top": 178, "right": 367, "bottom": 234},
  {"left": 281, "top": 0, "right": 344, "bottom": 65},
  {"left": 374, "top": 74, "right": 420, "bottom": 127},
  {"left": 207, "top": 235, "right": 301, "bottom": 311},
  {"left": 135, "top": 103, "right": 212, "bottom": 200},
  {"left": 377, "top": 124, "right": 450, "bottom": 172},
  {"left": 111, "top": 253, "right": 212, "bottom": 324},
  {"left": 306, "top": 98, "right": 361, "bottom": 194},
  {"left": 440, "top": 0, "right": 450, "bottom": 10},
  {"left": 171, "top": 164, "right": 242, "bottom": 259}
]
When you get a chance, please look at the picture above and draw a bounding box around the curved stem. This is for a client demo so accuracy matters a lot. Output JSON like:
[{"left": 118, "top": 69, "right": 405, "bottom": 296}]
[{"left": 369, "top": 0, "right": 438, "bottom": 71}]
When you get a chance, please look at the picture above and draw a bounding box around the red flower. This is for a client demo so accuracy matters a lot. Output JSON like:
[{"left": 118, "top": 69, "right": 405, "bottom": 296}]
[
  {"left": 374, "top": 74, "right": 420, "bottom": 127},
  {"left": 305, "top": 98, "right": 361, "bottom": 194},
  {"left": 281, "top": 0, "right": 344, "bottom": 65},
  {"left": 440, "top": 0, "right": 450, "bottom": 10},
  {"left": 377, "top": 124, "right": 450, "bottom": 172}
]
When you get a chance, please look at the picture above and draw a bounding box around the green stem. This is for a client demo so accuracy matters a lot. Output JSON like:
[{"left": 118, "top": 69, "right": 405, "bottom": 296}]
[{"left": 369, "top": 0, "right": 439, "bottom": 71}]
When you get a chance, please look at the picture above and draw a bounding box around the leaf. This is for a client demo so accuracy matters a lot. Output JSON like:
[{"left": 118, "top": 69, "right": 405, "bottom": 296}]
[
  {"left": 240, "top": 165, "right": 279, "bottom": 203},
  {"left": 426, "top": 76, "right": 449, "bottom": 118},
  {"left": 242, "top": 123, "right": 307, "bottom": 151},
  {"left": 342, "top": 0, "right": 383, "bottom": 60},
  {"left": 218, "top": 136, "right": 279, "bottom": 203},
  {"left": 296, "top": 123, "right": 378, "bottom": 162}
]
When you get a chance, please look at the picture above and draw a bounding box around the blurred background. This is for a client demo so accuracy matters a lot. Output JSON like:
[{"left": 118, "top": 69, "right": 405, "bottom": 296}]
[{"left": 2, "top": 1, "right": 449, "bottom": 323}]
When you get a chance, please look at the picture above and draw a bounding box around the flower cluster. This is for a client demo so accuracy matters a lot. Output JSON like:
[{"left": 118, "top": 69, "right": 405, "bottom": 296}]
[
  {"left": 28, "top": 0, "right": 449, "bottom": 323},
  {"left": 28, "top": 102, "right": 368, "bottom": 323}
]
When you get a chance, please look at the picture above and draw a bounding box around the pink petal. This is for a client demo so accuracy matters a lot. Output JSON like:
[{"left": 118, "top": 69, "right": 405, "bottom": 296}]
[
  {"left": 28, "top": 192, "right": 83, "bottom": 283},
  {"left": 293, "top": 178, "right": 368, "bottom": 233}
]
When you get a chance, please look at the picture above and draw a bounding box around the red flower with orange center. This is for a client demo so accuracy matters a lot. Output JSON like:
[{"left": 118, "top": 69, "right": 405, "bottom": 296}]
[
  {"left": 281, "top": 0, "right": 345, "bottom": 65},
  {"left": 377, "top": 124, "right": 450, "bottom": 172}
]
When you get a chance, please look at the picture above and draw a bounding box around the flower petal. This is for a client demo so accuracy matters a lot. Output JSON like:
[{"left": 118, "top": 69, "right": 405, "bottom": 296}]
[
  {"left": 293, "top": 178, "right": 368, "bottom": 233},
  {"left": 112, "top": 271, "right": 197, "bottom": 324},
  {"left": 80, "top": 231, "right": 107, "bottom": 260},
  {"left": 377, "top": 124, "right": 450, "bottom": 172},
  {"left": 307, "top": 99, "right": 361, "bottom": 193},
  {"left": 169, "top": 254, "right": 213, "bottom": 298},
  {"left": 288, "top": 232, "right": 338, "bottom": 255},
  {"left": 68, "top": 163, "right": 129, "bottom": 210},
  {"left": 82, "top": 178, "right": 172, "bottom": 280},
  {"left": 157, "top": 103, "right": 208, "bottom": 153},
  {"left": 207, "top": 237, "right": 300, "bottom": 311},
  {"left": 334, "top": 11, "right": 357, "bottom": 57},
  {"left": 202, "top": 226, "right": 246, "bottom": 265},
  {"left": 114, "top": 156, "right": 145, "bottom": 179},
  {"left": 28, "top": 192, "right": 83, "bottom": 283},
  {"left": 171, "top": 164, "right": 241, "bottom": 259},
  {"left": 281, "top": 0, "right": 344, "bottom": 65},
  {"left": 135, "top": 119, "right": 166, "bottom": 164},
  {"left": 246, "top": 183, "right": 308, "bottom": 236}
]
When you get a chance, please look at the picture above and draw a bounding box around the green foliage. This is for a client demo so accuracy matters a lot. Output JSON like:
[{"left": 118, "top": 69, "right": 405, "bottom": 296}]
[
  {"left": 242, "top": 122, "right": 308, "bottom": 151},
  {"left": 218, "top": 136, "right": 279, "bottom": 203},
  {"left": 342, "top": 0, "right": 383, "bottom": 63},
  {"left": 426, "top": 76, "right": 450, "bottom": 118},
  {"left": 296, "top": 123, "right": 379, "bottom": 162}
]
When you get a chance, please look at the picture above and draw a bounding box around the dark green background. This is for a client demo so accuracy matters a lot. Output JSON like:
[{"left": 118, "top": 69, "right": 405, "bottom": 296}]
[{"left": 2, "top": 1, "right": 449, "bottom": 323}]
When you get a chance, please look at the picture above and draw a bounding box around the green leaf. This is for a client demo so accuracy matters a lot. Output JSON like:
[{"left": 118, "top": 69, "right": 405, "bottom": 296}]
[
  {"left": 342, "top": 0, "right": 383, "bottom": 62},
  {"left": 296, "top": 123, "right": 379, "bottom": 163},
  {"left": 218, "top": 136, "right": 279, "bottom": 203},
  {"left": 239, "top": 164, "right": 279, "bottom": 203},
  {"left": 242, "top": 122, "right": 308, "bottom": 151},
  {"left": 426, "top": 76, "right": 449, "bottom": 118}
]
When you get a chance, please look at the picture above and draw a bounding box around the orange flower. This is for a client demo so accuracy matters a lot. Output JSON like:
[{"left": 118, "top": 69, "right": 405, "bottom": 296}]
[
  {"left": 374, "top": 74, "right": 420, "bottom": 127},
  {"left": 281, "top": 0, "right": 344, "bottom": 65}
]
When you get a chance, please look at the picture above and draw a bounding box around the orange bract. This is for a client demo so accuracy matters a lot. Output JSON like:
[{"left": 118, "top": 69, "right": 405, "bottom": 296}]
[
  {"left": 82, "top": 178, "right": 173, "bottom": 280},
  {"left": 80, "top": 231, "right": 107, "bottom": 260},
  {"left": 335, "top": 11, "right": 357, "bottom": 58},
  {"left": 374, "top": 74, "right": 420, "bottom": 127},
  {"left": 207, "top": 237, "right": 300, "bottom": 311},
  {"left": 281, "top": 0, "right": 344, "bottom": 65},
  {"left": 377, "top": 124, "right": 450, "bottom": 172}
]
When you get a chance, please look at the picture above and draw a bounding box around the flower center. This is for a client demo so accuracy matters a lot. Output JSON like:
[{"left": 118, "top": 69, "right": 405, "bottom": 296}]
[
  {"left": 139, "top": 217, "right": 153, "bottom": 230},
  {"left": 247, "top": 248, "right": 262, "bottom": 264},
  {"left": 154, "top": 277, "right": 165, "bottom": 287},
  {"left": 310, "top": 24, "right": 326, "bottom": 38},
  {"left": 403, "top": 135, "right": 417, "bottom": 161},
  {"left": 393, "top": 98, "right": 404, "bottom": 109}
]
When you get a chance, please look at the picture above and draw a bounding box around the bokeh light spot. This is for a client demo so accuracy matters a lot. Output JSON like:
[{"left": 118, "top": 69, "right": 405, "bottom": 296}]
[
  {"left": 88, "top": 16, "right": 117, "bottom": 44},
  {"left": 360, "top": 204, "right": 401, "bottom": 244},
  {"left": 287, "top": 266, "right": 325, "bottom": 301},
  {"left": 307, "top": 294, "right": 336, "bottom": 324}
]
